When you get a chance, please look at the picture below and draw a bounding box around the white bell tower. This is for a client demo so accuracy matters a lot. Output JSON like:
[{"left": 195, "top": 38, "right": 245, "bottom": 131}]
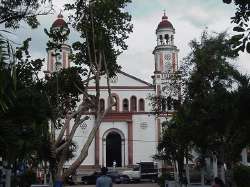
[
  {"left": 46, "top": 13, "right": 71, "bottom": 74},
  {"left": 152, "top": 12, "right": 179, "bottom": 96}
]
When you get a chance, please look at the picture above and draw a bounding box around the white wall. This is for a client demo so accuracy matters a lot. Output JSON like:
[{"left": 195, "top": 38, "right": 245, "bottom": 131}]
[{"left": 132, "top": 114, "right": 157, "bottom": 163}]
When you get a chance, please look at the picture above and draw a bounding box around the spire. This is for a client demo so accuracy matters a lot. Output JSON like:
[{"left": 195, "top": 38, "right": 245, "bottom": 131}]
[
  {"left": 58, "top": 10, "right": 63, "bottom": 19},
  {"left": 162, "top": 9, "right": 168, "bottom": 20}
]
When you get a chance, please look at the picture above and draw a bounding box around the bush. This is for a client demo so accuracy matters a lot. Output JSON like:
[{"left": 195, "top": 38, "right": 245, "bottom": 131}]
[
  {"left": 233, "top": 164, "right": 250, "bottom": 187},
  {"left": 158, "top": 172, "right": 175, "bottom": 187},
  {"left": 18, "top": 170, "right": 38, "bottom": 187}
]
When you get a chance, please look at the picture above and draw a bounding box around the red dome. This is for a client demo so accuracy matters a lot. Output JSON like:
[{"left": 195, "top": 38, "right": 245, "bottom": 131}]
[
  {"left": 157, "top": 15, "right": 174, "bottom": 30},
  {"left": 52, "top": 13, "right": 68, "bottom": 28}
]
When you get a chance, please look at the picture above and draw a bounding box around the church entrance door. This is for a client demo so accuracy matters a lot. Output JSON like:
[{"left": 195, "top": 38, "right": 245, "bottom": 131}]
[{"left": 106, "top": 131, "right": 122, "bottom": 167}]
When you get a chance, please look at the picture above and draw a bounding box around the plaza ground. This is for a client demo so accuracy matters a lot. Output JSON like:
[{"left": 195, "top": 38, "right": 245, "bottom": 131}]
[{"left": 65, "top": 183, "right": 210, "bottom": 187}]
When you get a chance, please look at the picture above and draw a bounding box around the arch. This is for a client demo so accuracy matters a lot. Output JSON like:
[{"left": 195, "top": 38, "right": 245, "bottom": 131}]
[
  {"left": 130, "top": 96, "right": 137, "bottom": 112},
  {"left": 102, "top": 128, "right": 125, "bottom": 167},
  {"left": 159, "top": 35, "right": 163, "bottom": 44},
  {"left": 123, "top": 98, "right": 129, "bottom": 112},
  {"left": 171, "top": 35, "right": 174, "bottom": 44},
  {"left": 139, "top": 98, "right": 145, "bottom": 111},
  {"left": 100, "top": 99, "right": 105, "bottom": 112},
  {"left": 165, "top": 34, "right": 169, "bottom": 44}
]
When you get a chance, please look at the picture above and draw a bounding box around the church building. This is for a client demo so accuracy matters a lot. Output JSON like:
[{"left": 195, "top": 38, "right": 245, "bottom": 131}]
[{"left": 46, "top": 12, "right": 179, "bottom": 169}]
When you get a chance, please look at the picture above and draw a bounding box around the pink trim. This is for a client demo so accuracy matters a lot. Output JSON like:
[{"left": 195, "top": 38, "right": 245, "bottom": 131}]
[
  {"left": 63, "top": 51, "right": 66, "bottom": 68},
  {"left": 128, "top": 121, "right": 133, "bottom": 165},
  {"left": 172, "top": 53, "right": 176, "bottom": 72},
  {"left": 160, "top": 53, "right": 163, "bottom": 72}
]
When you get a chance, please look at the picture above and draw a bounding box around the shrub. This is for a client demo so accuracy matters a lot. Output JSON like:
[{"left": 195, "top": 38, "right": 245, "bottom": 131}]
[
  {"left": 233, "top": 164, "right": 250, "bottom": 187},
  {"left": 158, "top": 172, "right": 175, "bottom": 187}
]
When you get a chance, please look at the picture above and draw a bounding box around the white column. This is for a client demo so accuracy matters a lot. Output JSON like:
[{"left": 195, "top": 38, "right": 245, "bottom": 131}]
[
  {"left": 212, "top": 154, "right": 218, "bottom": 177},
  {"left": 241, "top": 148, "right": 248, "bottom": 165}
]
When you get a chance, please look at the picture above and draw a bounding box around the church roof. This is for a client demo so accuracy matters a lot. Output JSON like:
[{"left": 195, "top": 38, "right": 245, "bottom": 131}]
[
  {"left": 157, "top": 14, "right": 174, "bottom": 30},
  {"left": 52, "top": 13, "right": 68, "bottom": 28},
  {"left": 119, "top": 70, "right": 153, "bottom": 87}
]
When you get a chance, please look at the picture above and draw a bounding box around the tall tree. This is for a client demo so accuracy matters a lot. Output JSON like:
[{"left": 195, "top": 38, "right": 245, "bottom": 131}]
[
  {"left": 44, "top": 0, "right": 133, "bottom": 184},
  {"left": 0, "top": 0, "right": 53, "bottom": 111},
  {"left": 179, "top": 31, "right": 250, "bottom": 183}
]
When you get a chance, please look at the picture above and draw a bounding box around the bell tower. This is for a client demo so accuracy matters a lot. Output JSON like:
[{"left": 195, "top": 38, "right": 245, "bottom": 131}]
[
  {"left": 152, "top": 12, "right": 179, "bottom": 96},
  {"left": 46, "top": 13, "right": 71, "bottom": 74}
]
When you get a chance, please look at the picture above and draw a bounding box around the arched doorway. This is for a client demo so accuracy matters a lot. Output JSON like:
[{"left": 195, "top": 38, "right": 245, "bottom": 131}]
[{"left": 106, "top": 131, "right": 122, "bottom": 167}]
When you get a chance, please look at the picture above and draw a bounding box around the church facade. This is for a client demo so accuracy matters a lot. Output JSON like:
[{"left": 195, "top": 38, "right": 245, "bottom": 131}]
[{"left": 46, "top": 13, "right": 179, "bottom": 169}]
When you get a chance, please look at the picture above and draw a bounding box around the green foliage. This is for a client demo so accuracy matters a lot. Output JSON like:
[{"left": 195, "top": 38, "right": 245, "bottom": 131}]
[
  {"left": 223, "top": 0, "right": 250, "bottom": 53},
  {"left": 180, "top": 31, "right": 250, "bottom": 166},
  {"left": 65, "top": 0, "right": 133, "bottom": 77},
  {"left": 45, "top": 67, "right": 86, "bottom": 127},
  {"left": 233, "top": 165, "right": 250, "bottom": 187},
  {"left": 0, "top": 0, "right": 52, "bottom": 29},
  {"left": 0, "top": 37, "right": 51, "bottom": 169},
  {"left": 158, "top": 173, "right": 175, "bottom": 187},
  {"left": 18, "top": 169, "right": 38, "bottom": 187},
  {"left": 0, "top": 34, "right": 16, "bottom": 111}
]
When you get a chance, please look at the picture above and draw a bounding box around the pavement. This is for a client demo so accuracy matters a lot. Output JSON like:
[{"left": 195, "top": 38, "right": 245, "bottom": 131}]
[
  {"left": 65, "top": 183, "right": 211, "bottom": 187},
  {"left": 65, "top": 183, "right": 159, "bottom": 187}
]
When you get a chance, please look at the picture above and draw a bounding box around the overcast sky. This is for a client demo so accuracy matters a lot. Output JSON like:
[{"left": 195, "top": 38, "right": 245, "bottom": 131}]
[{"left": 12, "top": 0, "right": 250, "bottom": 83}]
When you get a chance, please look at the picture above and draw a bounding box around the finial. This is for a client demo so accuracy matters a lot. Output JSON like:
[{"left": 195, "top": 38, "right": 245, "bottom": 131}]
[
  {"left": 162, "top": 9, "right": 168, "bottom": 20},
  {"left": 58, "top": 9, "right": 63, "bottom": 18}
]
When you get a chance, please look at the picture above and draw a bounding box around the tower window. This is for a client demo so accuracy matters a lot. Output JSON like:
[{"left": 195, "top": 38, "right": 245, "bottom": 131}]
[
  {"left": 159, "top": 35, "right": 163, "bottom": 44},
  {"left": 123, "top": 99, "right": 129, "bottom": 112},
  {"left": 165, "top": 34, "right": 169, "bottom": 44},
  {"left": 171, "top": 35, "right": 174, "bottom": 44},
  {"left": 130, "top": 96, "right": 137, "bottom": 112},
  {"left": 139, "top": 99, "right": 145, "bottom": 111}
]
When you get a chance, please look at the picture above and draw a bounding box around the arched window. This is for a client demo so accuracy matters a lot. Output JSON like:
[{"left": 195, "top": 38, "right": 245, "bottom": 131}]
[
  {"left": 139, "top": 99, "right": 145, "bottom": 111},
  {"left": 159, "top": 35, "right": 163, "bottom": 44},
  {"left": 165, "top": 34, "right": 169, "bottom": 44},
  {"left": 112, "top": 96, "right": 118, "bottom": 112},
  {"left": 123, "top": 99, "right": 129, "bottom": 112},
  {"left": 100, "top": 99, "right": 105, "bottom": 112},
  {"left": 130, "top": 96, "right": 137, "bottom": 112},
  {"left": 171, "top": 35, "right": 174, "bottom": 44}
]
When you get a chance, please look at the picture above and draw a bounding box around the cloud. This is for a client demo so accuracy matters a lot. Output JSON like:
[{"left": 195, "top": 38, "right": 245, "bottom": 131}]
[{"left": 4, "top": 0, "right": 250, "bottom": 82}]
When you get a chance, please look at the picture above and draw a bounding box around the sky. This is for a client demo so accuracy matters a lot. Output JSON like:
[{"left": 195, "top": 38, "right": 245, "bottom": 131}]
[{"left": 11, "top": 0, "right": 250, "bottom": 83}]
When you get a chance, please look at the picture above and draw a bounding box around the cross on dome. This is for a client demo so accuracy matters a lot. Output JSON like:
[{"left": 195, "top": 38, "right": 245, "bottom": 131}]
[{"left": 162, "top": 9, "right": 168, "bottom": 20}]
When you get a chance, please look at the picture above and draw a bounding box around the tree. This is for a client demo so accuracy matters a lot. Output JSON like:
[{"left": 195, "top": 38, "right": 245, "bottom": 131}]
[
  {"left": 44, "top": 0, "right": 133, "bottom": 184},
  {"left": 0, "top": 0, "right": 53, "bottom": 111},
  {"left": 154, "top": 106, "right": 193, "bottom": 185},
  {"left": 222, "top": 0, "right": 250, "bottom": 53},
  {"left": 0, "top": 39, "right": 52, "bottom": 186},
  {"left": 178, "top": 31, "right": 250, "bottom": 183}
]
